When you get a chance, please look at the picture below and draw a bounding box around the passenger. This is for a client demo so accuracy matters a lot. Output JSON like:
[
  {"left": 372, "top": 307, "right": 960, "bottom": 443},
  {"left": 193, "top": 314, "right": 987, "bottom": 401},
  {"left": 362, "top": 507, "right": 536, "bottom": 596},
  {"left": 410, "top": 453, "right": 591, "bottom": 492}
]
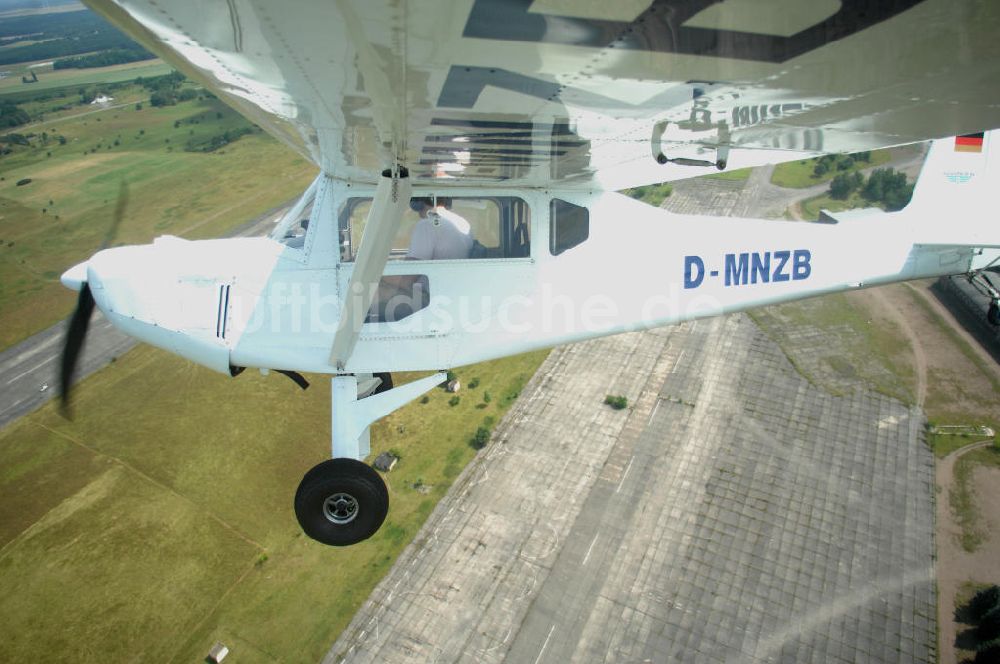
[{"left": 407, "top": 197, "right": 474, "bottom": 260}]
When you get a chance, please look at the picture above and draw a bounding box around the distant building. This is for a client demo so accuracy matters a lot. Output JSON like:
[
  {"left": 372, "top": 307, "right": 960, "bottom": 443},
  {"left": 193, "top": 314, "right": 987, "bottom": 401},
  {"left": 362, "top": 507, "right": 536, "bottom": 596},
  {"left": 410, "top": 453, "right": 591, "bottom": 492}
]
[{"left": 91, "top": 94, "right": 114, "bottom": 105}]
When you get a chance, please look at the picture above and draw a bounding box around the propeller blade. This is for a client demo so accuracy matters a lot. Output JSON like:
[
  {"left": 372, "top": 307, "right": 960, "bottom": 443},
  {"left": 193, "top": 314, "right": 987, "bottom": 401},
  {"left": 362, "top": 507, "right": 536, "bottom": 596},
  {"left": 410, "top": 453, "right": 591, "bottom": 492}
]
[
  {"left": 102, "top": 180, "right": 129, "bottom": 250},
  {"left": 59, "top": 284, "right": 96, "bottom": 415}
]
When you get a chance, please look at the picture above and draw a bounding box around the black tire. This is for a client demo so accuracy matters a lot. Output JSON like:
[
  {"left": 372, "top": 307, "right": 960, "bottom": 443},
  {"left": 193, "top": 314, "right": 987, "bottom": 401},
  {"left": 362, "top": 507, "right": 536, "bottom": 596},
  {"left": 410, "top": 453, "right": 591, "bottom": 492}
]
[
  {"left": 373, "top": 372, "right": 393, "bottom": 394},
  {"left": 294, "top": 458, "right": 389, "bottom": 546},
  {"left": 989, "top": 302, "right": 1000, "bottom": 326}
]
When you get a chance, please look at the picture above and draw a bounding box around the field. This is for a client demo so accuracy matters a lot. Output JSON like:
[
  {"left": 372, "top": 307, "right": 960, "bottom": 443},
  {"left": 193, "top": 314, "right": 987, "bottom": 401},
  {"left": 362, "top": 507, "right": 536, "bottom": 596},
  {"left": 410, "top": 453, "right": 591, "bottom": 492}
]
[
  {"left": 703, "top": 166, "right": 751, "bottom": 181},
  {"left": 770, "top": 149, "right": 892, "bottom": 188},
  {"left": 0, "top": 3, "right": 85, "bottom": 19},
  {"left": 0, "top": 342, "right": 547, "bottom": 663},
  {"left": 0, "top": 60, "right": 554, "bottom": 663},
  {"left": 798, "top": 191, "right": 873, "bottom": 220},
  {"left": 0, "top": 78, "right": 315, "bottom": 351},
  {"left": 0, "top": 59, "right": 174, "bottom": 97}
]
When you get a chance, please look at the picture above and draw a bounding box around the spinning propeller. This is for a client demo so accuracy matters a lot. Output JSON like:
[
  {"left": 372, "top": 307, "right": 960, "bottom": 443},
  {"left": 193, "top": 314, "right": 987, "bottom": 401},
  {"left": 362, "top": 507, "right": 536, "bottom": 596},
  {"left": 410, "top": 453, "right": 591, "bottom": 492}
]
[{"left": 59, "top": 182, "right": 128, "bottom": 415}]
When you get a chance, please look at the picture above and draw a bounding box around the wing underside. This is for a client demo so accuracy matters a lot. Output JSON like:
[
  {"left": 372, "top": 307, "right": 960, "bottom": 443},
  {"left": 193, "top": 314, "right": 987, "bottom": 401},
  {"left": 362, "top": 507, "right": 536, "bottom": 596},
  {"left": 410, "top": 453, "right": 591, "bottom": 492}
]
[{"left": 87, "top": 0, "right": 1000, "bottom": 189}]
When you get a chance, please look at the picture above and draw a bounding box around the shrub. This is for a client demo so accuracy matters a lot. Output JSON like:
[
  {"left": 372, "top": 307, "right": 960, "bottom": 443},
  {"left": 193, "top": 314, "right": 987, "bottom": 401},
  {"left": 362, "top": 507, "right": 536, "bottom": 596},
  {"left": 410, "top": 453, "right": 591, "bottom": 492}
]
[
  {"left": 419, "top": 395, "right": 429, "bottom": 404},
  {"left": 468, "top": 377, "right": 480, "bottom": 389},
  {"left": 604, "top": 394, "right": 628, "bottom": 410},
  {"left": 448, "top": 395, "right": 460, "bottom": 407},
  {"left": 483, "top": 391, "right": 491, "bottom": 404},
  {"left": 470, "top": 426, "right": 490, "bottom": 449}
]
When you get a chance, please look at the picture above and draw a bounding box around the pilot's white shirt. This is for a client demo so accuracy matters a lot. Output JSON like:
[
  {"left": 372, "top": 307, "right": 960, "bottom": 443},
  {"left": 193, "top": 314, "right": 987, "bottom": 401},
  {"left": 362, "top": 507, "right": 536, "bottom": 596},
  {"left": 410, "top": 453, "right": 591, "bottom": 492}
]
[{"left": 407, "top": 207, "right": 474, "bottom": 260}]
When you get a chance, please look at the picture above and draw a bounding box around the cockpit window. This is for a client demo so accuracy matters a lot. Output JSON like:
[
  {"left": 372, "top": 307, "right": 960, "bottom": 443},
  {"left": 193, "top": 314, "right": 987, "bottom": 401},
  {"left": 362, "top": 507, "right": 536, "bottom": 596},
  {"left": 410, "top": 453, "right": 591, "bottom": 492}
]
[
  {"left": 339, "top": 196, "right": 530, "bottom": 262},
  {"left": 549, "top": 198, "right": 589, "bottom": 256}
]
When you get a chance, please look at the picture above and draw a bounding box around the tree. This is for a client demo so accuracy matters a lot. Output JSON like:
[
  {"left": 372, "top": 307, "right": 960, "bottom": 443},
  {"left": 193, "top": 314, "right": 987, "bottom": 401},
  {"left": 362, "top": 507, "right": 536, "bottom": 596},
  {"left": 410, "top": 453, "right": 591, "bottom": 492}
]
[
  {"left": 470, "top": 426, "right": 490, "bottom": 449},
  {"left": 0, "top": 101, "right": 30, "bottom": 128},
  {"left": 883, "top": 183, "right": 914, "bottom": 211},
  {"left": 829, "top": 173, "right": 853, "bottom": 200},
  {"left": 150, "top": 90, "right": 177, "bottom": 107},
  {"left": 970, "top": 586, "right": 1000, "bottom": 622},
  {"left": 979, "top": 604, "right": 1000, "bottom": 643}
]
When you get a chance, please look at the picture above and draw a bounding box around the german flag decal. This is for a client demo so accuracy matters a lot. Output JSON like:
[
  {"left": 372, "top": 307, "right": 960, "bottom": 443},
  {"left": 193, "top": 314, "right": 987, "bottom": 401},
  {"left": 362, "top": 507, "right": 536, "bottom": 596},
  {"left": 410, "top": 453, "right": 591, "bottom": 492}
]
[{"left": 955, "top": 132, "right": 985, "bottom": 152}]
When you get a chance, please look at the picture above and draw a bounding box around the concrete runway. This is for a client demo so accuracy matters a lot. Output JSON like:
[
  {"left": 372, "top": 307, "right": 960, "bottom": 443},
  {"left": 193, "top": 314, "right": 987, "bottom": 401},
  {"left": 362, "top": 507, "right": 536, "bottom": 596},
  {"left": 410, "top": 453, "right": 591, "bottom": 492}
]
[
  {"left": 328, "top": 165, "right": 939, "bottom": 664},
  {"left": 328, "top": 316, "right": 936, "bottom": 664}
]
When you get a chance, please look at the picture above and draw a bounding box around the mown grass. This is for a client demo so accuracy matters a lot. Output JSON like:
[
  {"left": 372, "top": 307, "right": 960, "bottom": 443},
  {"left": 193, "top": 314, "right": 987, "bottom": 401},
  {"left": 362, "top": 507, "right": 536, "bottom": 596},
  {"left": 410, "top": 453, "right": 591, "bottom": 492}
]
[
  {"left": 0, "top": 345, "right": 548, "bottom": 663},
  {"left": 0, "top": 81, "right": 315, "bottom": 350},
  {"left": 770, "top": 149, "right": 891, "bottom": 188},
  {"left": 703, "top": 166, "right": 751, "bottom": 181}
]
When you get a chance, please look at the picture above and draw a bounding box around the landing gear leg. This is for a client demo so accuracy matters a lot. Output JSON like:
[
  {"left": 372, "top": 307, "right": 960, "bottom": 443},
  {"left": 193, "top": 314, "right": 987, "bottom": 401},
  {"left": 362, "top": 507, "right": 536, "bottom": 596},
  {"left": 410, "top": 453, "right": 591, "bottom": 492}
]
[
  {"left": 966, "top": 269, "right": 1000, "bottom": 326},
  {"left": 294, "top": 372, "right": 447, "bottom": 546}
]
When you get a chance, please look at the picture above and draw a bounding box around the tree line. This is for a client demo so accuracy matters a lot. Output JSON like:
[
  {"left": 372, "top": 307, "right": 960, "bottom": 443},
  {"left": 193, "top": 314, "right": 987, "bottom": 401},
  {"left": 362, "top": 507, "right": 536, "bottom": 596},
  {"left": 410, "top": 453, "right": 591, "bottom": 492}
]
[
  {"left": 0, "top": 10, "right": 146, "bottom": 67},
  {"left": 54, "top": 47, "right": 153, "bottom": 70},
  {"left": 828, "top": 167, "right": 913, "bottom": 211}
]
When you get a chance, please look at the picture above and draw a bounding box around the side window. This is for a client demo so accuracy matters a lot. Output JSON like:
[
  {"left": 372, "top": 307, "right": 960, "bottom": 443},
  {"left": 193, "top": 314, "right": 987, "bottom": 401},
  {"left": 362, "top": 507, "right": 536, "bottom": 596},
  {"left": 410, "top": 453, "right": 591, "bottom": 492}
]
[
  {"left": 339, "top": 196, "right": 530, "bottom": 262},
  {"left": 274, "top": 187, "right": 316, "bottom": 252},
  {"left": 550, "top": 198, "right": 589, "bottom": 256}
]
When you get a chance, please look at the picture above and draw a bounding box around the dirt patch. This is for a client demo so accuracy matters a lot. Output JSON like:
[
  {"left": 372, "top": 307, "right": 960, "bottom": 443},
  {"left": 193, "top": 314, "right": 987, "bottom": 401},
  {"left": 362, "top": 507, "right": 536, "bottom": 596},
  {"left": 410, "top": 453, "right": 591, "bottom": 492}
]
[
  {"left": 875, "top": 278, "right": 1000, "bottom": 664},
  {"left": 971, "top": 465, "right": 1000, "bottom": 542},
  {"left": 937, "top": 445, "right": 1000, "bottom": 664}
]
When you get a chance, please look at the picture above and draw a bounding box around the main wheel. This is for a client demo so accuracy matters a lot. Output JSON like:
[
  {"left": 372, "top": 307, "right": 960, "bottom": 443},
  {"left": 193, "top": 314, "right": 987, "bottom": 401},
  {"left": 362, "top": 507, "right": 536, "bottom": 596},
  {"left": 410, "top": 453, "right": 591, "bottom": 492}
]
[
  {"left": 373, "top": 372, "right": 393, "bottom": 394},
  {"left": 989, "top": 301, "right": 1000, "bottom": 326},
  {"left": 294, "top": 458, "right": 389, "bottom": 546}
]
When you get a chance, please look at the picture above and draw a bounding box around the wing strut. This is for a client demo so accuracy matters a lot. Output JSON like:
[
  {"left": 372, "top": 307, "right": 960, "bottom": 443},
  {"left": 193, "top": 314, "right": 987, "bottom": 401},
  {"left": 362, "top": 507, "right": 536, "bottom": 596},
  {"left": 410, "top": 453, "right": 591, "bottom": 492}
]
[{"left": 329, "top": 168, "right": 411, "bottom": 369}]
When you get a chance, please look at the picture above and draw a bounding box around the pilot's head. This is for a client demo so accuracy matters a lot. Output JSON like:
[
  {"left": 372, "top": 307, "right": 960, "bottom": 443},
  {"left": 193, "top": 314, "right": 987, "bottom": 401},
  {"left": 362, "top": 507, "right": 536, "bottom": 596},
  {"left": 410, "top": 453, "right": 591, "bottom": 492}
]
[{"left": 409, "top": 197, "right": 434, "bottom": 216}]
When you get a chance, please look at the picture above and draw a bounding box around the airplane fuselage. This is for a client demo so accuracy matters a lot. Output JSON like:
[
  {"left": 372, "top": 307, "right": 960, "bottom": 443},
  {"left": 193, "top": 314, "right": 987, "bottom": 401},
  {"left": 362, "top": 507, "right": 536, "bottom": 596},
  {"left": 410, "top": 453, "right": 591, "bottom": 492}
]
[{"left": 72, "top": 176, "right": 995, "bottom": 380}]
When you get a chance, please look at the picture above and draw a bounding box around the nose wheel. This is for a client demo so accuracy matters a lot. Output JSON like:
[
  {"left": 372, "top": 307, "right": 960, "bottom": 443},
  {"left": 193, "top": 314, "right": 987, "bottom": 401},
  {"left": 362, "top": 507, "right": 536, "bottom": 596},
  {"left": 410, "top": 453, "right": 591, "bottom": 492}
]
[{"left": 294, "top": 458, "right": 388, "bottom": 546}]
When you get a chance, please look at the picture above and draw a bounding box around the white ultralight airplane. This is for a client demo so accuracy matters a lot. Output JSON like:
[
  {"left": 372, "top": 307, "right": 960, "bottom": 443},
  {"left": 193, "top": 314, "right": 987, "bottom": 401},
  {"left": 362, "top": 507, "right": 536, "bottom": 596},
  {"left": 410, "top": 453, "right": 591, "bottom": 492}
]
[{"left": 59, "top": 0, "right": 1000, "bottom": 545}]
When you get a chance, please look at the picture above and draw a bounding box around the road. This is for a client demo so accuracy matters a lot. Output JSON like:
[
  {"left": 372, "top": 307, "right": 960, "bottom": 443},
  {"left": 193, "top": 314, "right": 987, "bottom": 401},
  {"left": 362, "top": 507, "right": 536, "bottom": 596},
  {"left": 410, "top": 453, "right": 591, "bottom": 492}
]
[{"left": 0, "top": 200, "right": 295, "bottom": 430}]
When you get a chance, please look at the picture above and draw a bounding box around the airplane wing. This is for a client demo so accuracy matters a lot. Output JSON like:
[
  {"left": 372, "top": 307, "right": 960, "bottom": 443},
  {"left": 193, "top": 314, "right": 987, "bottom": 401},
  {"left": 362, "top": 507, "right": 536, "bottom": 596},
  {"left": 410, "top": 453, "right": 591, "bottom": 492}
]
[{"left": 86, "top": 0, "right": 1000, "bottom": 190}]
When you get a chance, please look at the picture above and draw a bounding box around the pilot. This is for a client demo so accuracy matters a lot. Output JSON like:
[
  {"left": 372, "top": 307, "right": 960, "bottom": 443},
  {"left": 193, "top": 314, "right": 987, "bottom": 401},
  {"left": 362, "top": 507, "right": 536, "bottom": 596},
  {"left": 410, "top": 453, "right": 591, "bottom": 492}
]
[
  {"left": 406, "top": 197, "right": 474, "bottom": 260},
  {"left": 283, "top": 218, "right": 309, "bottom": 249}
]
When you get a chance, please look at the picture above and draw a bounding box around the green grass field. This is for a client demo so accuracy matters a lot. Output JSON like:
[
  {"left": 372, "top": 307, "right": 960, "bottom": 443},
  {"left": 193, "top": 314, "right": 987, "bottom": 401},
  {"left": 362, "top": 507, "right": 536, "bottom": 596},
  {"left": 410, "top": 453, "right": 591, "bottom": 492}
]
[
  {"left": 770, "top": 149, "right": 891, "bottom": 188},
  {"left": 0, "top": 59, "right": 174, "bottom": 98},
  {"left": 0, "top": 67, "right": 554, "bottom": 663},
  {"left": 0, "top": 343, "right": 548, "bottom": 662},
  {"left": 703, "top": 166, "right": 751, "bottom": 181},
  {"left": 0, "top": 81, "right": 316, "bottom": 351},
  {"left": 798, "top": 191, "right": 874, "bottom": 221}
]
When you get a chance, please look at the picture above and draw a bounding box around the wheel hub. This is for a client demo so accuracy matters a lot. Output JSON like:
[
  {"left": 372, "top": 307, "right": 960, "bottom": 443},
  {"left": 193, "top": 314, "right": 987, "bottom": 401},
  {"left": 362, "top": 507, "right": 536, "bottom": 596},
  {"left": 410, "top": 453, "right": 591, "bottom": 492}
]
[{"left": 323, "top": 492, "right": 359, "bottom": 524}]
